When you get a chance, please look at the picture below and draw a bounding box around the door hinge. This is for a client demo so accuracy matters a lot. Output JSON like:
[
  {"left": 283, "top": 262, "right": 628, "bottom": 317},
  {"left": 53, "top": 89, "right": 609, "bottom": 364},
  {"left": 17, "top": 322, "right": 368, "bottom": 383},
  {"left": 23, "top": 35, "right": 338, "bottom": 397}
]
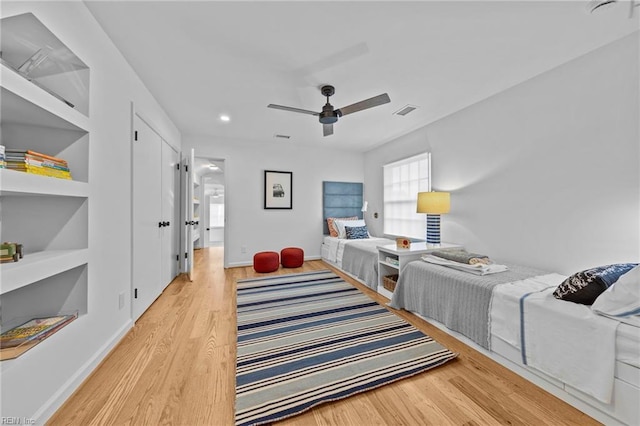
[
  {"left": 185, "top": 165, "right": 188, "bottom": 172},
  {"left": 176, "top": 164, "right": 180, "bottom": 170},
  {"left": 185, "top": 252, "right": 188, "bottom": 259},
  {"left": 176, "top": 254, "right": 179, "bottom": 261},
  {"left": 134, "top": 288, "right": 138, "bottom": 299},
  {"left": 134, "top": 130, "right": 138, "bottom": 141}
]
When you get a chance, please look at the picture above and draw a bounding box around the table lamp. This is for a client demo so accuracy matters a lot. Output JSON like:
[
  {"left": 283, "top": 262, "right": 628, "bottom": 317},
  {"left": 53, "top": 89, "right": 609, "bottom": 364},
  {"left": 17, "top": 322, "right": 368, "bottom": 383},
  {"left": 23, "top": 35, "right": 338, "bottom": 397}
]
[{"left": 416, "top": 192, "right": 450, "bottom": 244}]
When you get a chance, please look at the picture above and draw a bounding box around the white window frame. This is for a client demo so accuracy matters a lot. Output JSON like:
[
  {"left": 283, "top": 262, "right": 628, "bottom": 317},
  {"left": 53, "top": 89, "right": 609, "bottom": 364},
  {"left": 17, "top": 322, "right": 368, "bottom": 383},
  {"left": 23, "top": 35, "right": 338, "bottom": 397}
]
[
  {"left": 383, "top": 152, "right": 431, "bottom": 239},
  {"left": 209, "top": 202, "right": 225, "bottom": 228}
]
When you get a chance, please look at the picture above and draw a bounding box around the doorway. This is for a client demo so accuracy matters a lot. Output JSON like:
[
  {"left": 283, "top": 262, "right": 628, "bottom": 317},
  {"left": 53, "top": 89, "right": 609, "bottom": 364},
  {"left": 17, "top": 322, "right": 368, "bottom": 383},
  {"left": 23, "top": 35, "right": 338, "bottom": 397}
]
[{"left": 192, "top": 157, "right": 225, "bottom": 254}]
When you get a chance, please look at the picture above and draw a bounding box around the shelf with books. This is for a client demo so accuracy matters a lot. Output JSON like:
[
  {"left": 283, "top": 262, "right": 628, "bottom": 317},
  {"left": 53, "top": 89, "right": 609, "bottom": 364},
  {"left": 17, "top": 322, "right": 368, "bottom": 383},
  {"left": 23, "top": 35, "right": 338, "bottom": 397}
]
[
  {"left": 0, "top": 168, "right": 89, "bottom": 197},
  {"left": 0, "top": 85, "right": 89, "bottom": 184},
  {"left": 0, "top": 312, "right": 78, "bottom": 361}
]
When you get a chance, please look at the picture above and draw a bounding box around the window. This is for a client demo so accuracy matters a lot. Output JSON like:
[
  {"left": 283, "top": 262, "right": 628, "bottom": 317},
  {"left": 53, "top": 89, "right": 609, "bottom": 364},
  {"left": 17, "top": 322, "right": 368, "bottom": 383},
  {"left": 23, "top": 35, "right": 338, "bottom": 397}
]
[
  {"left": 209, "top": 202, "right": 225, "bottom": 227},
  {"left": 383, "top": 152, "right": 431, "bottom": 239}
]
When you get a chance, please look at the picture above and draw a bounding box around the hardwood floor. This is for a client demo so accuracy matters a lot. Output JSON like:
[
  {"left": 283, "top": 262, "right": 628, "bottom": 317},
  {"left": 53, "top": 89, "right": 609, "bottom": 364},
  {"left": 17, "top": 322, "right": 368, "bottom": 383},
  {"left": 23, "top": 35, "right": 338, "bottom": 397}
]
[{"left": 49, "top": 247, "right": 600, "bottom": 425}]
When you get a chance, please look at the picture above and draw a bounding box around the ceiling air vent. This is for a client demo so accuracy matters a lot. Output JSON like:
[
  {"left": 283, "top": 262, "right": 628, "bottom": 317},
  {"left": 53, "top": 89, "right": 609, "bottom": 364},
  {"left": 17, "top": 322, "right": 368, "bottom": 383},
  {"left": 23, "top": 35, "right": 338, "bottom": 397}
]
[{"left": 393, "top": 104, "right": 419, "bottom": 116}]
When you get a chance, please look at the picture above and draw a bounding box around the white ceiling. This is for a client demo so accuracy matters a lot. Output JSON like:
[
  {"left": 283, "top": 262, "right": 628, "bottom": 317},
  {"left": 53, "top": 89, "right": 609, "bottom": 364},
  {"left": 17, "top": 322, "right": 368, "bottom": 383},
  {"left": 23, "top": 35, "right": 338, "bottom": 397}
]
[{"left": 85, "top": 1, "right": 639, "bottom": 152}]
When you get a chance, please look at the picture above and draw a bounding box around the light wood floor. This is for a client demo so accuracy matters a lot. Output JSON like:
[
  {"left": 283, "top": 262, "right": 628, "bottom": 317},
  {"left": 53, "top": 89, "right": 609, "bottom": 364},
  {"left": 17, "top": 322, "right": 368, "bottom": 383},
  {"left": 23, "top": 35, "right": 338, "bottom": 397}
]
[{"left": 49, "top": 247, "right": 600, "bottom": 425}]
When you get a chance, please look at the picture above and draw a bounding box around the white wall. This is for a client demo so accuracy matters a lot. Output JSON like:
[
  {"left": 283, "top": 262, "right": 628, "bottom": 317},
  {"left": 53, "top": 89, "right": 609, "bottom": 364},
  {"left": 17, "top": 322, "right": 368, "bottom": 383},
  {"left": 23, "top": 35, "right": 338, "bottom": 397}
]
[
  {"left": 1, "top": 2, "right": 181, "bottom": 422},
  {"left": 184, "top": 137, "right": 364, "bottom": 266},
  {"left": 365, "top": 33, "right": 639, "bottom": 275}
]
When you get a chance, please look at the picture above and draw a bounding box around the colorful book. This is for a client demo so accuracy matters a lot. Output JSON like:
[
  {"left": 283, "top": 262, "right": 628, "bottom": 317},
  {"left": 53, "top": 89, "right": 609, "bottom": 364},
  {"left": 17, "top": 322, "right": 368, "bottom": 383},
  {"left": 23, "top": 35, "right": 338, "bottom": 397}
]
[
  {"left": 0, "top": 314, "right": 76, "bottom": 360},
  {"left": 5, "top": 149, "right": 68, "bottom": 165},
  {"left": 4, "top": 149, "right": 72, "bottom": 179},
  {"left": 0, "top": 315, "right": 76, "bottom": 349}
]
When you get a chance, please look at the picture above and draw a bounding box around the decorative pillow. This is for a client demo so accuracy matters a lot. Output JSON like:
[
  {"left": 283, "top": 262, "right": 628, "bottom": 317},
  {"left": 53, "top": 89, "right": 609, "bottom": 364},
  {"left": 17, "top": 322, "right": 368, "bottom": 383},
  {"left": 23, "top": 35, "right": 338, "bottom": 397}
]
[
  {"left": 334, "top": 219, "right": 366, "bottom": 239},
  {"left": 326, "top": 216, "right": 357, "bottom": 237},
  {"left": 345, "top": 225, "right": 369, "bottom": 240},
  {"left": 592, "top": 265, "right": 640, "bottom": 318},
  {"left": 553, "top": 263, "right": 639, "bottom": 305}
]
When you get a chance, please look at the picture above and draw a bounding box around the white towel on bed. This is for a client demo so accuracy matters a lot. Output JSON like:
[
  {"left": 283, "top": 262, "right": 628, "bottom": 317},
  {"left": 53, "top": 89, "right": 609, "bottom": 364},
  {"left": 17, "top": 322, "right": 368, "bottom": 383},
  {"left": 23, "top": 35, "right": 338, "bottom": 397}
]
[
  {"left": 422, "top": 254, "right": 508, "bottom": 275},
  {"left": 490, "top": 274, "right": 564, "bottom": 348},
  {"left": 521, "top": 289, "right": 619, "bottom": 403}
]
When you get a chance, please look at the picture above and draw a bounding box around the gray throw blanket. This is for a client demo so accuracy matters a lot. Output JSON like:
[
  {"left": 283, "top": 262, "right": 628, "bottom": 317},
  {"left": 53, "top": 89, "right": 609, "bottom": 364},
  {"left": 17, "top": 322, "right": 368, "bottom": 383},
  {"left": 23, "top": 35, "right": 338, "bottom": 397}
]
[
  {"left": 432, "top": 249, "right": 489, "bottom": 264},
  {"left": 389, "top": 260, "right": 547, "bottom": 348},
  {"left": 341, "top": 239, "right": 386, "bottom": 290}
]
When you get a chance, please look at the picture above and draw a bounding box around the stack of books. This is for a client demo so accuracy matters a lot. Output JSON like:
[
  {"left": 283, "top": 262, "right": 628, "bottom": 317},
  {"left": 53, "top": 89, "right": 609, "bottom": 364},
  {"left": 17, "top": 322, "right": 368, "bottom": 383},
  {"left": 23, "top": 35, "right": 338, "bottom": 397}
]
[
  {"left": 0, "top": 145, "right": 5, "bottom": 169},
  {"left": 5, "top": 149, "right": 72, "bottom": 180}
]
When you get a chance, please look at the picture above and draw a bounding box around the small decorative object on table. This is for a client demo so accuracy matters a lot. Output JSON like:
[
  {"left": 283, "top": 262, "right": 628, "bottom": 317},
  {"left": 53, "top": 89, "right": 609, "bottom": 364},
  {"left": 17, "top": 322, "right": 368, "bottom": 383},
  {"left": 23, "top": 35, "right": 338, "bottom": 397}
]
[
  {"left": 383, "top": 274, "right": 399, "bottom": 292},
  {"left": 396, "top": 237, "right": 411, "bottom": 249}
]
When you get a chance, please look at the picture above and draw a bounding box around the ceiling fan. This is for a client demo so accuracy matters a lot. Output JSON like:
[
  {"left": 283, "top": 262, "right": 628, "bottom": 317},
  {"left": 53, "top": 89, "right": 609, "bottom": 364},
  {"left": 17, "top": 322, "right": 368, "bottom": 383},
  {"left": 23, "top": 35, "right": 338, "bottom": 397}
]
[{"left": 268, "top": 85, "right": 390, "bottom": 137}]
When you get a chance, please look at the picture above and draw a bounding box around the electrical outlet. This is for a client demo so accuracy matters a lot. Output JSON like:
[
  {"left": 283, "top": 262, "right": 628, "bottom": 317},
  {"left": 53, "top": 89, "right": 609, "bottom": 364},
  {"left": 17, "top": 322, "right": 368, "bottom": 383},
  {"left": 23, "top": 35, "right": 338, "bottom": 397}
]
[
  {"left": 119, "top": 292, "right": 125, "bottom": 309},
  {"left": 241, "top": 246, "right": 247, "bottom": 254}
]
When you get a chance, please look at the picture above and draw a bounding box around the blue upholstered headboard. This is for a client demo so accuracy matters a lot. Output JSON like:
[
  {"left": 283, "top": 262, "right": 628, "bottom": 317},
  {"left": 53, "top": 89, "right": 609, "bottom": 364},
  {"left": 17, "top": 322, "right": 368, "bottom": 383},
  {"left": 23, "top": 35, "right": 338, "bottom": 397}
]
[{"left": 322, "top": 181, "right": 364, "bottom": 235}]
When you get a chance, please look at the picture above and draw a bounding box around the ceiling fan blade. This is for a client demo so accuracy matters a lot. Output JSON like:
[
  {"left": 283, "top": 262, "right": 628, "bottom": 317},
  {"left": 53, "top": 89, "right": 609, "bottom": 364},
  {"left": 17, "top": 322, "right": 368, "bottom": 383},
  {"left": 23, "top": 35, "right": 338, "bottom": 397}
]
[
  {"left": 336, "top": 93, "right": 391, "bottom": 116},
  {"left": 323, "top": 123, "right": 334, "bottom": 137},
  {"left": 267, "top": 104, "right": 319, "bottom": 116}
]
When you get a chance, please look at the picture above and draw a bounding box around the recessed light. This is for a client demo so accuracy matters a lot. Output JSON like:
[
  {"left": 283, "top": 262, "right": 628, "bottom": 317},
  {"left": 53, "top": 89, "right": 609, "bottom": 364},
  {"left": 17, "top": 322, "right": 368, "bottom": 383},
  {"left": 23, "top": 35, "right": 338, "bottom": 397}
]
[{"left": 219, "top": 114, "right": 230, "bottom": 122}]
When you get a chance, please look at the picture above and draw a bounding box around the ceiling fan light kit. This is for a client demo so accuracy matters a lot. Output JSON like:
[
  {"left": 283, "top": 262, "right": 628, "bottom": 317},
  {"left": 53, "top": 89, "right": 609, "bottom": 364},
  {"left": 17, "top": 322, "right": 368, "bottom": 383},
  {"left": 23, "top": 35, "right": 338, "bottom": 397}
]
[{"left": 268, "top": 84, "right": 390, "bottom": 137}]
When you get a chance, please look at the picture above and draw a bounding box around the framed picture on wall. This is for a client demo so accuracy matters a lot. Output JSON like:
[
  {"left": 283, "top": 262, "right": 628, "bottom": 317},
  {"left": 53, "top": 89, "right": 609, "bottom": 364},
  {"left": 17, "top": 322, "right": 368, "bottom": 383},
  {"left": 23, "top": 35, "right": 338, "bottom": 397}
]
[{"left": 264, "top": 170, "right": 292, "bottom": 209}]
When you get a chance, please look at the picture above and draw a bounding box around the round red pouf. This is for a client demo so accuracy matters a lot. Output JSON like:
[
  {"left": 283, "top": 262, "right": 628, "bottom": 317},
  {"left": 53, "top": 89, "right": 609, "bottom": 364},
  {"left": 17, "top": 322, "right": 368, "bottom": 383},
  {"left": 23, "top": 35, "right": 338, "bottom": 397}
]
[
  {"left": 253, "top": 251, "right": 280, "bottom": 273},
  {"left": 281, "top": 247, "right": 304, "bottom": 268}
]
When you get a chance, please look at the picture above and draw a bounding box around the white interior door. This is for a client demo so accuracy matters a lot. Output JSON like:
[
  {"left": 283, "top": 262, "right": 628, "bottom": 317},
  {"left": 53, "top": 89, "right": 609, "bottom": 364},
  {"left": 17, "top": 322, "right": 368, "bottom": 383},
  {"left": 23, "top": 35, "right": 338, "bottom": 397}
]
[
  {"left": 132, "top": 114, "right": 162, "bottom": 321},
  {"left": 181, "top": 148, "right": 194, "bottom": 280},
  {"left": 161, "top": 140, "right": 179, "bottom": 288}
]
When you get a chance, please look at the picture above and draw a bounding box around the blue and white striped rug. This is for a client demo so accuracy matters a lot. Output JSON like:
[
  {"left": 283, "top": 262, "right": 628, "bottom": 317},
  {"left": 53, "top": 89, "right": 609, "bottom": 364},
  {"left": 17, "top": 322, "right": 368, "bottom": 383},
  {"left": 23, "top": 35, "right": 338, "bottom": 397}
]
[{"left": 235, "top": 270, "right": 458, "bottom": 426}]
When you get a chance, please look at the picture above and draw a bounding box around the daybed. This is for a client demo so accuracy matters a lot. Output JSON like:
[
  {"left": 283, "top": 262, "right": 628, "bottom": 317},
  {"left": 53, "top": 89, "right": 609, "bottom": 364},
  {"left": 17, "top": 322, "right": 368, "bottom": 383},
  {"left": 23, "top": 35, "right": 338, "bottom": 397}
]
[
  {"left": 321, "top": 234, "right": 395, "bottom": 290},
  {"left": 321, "top": 180, "right": 395, "bottom": 290},
  {"left": 390, "top": 257, "right": 640, "bottom": 426}
]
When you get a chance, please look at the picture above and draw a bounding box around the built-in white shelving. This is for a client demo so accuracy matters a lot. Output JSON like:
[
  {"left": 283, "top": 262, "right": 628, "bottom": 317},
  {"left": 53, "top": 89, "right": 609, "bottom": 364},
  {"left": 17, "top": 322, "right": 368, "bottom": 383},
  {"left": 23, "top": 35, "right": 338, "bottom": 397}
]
[{"left": 0, "top": 12, "right": 90, "bottom": 361}]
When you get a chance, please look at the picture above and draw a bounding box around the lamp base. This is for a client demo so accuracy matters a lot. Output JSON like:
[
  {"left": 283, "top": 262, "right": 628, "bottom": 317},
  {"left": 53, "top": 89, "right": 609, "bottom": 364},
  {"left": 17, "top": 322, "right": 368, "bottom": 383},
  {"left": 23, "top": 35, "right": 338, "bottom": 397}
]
[{"left": 426, "top": 214, "right": 441, "bottom": 244}]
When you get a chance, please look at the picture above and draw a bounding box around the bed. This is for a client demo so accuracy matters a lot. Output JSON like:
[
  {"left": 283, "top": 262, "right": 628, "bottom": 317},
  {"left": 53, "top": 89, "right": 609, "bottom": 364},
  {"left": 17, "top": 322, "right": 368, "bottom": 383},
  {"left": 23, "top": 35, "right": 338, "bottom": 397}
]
[
  {"left": 390, "top": 258, "right": 640, "bottom": 426},
  {"left": 320, "top": 180, "right": 395, "bottom": 290},
  {"left": 321, "top": 235, "right": 394, "bottom": 290}
]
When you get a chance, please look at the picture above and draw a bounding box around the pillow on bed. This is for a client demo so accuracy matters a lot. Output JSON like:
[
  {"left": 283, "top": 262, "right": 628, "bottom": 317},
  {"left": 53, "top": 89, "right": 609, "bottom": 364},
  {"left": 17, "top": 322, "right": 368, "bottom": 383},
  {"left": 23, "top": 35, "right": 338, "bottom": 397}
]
[
  {"left": 326, "top": 216, "right": 358, "bottom": 237},
  {"left": 592, "top": 265, "right": 639, "bottom": 319},
  {"left": 553, "top": 263, "right": 638, "bottom": 305},
  {"left": 345, "top": 225, "right": 369, "bottom": 240},
  {"left": 334, "top": 219, "right": 366, "bottom": 239}
]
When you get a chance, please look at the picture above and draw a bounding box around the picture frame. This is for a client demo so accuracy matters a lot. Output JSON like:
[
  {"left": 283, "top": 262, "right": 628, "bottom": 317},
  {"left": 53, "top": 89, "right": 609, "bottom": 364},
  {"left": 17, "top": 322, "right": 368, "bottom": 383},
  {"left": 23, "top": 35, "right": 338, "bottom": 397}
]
[{"left": 264, "top": 170, "right": 292, "bottom": 209}]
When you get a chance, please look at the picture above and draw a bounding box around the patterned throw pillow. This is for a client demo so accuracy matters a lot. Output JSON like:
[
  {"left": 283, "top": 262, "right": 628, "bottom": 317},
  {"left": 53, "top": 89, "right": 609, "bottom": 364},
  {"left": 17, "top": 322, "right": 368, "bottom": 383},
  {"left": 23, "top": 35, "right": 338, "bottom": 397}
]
[
  {"left": 553, "top": 263, "right": 639, "bottom": 305},
  {"left": 345, "top": 225, "right": 369, "bottom": 240},
  {"left": 326, "top": 216, "right": 358, "bottom": 237}
]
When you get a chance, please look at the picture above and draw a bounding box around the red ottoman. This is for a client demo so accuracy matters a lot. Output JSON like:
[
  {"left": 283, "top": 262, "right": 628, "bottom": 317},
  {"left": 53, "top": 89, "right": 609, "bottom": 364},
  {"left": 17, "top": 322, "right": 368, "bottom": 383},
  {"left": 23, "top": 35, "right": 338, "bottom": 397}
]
[
  {"left": 253, "top": 251, "right": 279, "bottom": 273},
  {"left": 281, "top": 247, "right": 304, "bottom": 268}
]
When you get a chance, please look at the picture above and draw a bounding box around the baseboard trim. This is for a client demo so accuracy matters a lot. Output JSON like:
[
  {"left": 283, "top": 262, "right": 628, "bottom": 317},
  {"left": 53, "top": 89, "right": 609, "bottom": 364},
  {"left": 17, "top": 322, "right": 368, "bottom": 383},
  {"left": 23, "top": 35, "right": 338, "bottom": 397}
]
[
  {"left": 227, "top": 255, "right": 322, "bottom": 269},
  {"left": 33, "top": 319, "right": 134, "bottom": 423}
]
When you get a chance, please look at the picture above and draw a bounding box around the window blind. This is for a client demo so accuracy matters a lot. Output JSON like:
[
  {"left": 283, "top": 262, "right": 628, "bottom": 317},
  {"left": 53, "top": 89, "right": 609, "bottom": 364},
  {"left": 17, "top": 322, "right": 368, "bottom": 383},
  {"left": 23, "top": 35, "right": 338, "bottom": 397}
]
[{"left": 383, "top": 152, "right": 431, "bottom": 239}]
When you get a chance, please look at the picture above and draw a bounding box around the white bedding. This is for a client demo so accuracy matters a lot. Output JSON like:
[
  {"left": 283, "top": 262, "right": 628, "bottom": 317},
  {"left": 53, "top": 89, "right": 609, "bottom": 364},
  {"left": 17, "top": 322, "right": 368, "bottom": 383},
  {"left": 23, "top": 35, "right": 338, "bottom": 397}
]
[{"left": 490, "top": 275, "right": 640, "bottom": 404}]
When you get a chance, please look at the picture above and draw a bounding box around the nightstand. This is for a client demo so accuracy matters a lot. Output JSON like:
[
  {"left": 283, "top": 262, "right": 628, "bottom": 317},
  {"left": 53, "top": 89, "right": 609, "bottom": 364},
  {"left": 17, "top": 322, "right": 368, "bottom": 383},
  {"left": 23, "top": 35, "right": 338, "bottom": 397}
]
[{"left": 377, "top": 242, "right": 463, "bottom": 299}]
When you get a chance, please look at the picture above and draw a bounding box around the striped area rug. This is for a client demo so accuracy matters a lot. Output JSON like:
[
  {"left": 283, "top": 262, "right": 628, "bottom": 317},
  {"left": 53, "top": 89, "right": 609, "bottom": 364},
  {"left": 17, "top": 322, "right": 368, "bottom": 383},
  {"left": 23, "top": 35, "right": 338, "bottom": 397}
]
[{"left": 235, "top": 270, "right": 458, "bottom": 426}]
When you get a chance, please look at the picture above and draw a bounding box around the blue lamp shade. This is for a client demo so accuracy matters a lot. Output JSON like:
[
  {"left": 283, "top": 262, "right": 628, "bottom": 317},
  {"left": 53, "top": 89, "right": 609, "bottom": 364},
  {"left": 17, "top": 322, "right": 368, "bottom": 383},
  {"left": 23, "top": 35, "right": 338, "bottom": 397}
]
[{"left": 416, "top": 192, "right": 450, "bottom": 244}]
